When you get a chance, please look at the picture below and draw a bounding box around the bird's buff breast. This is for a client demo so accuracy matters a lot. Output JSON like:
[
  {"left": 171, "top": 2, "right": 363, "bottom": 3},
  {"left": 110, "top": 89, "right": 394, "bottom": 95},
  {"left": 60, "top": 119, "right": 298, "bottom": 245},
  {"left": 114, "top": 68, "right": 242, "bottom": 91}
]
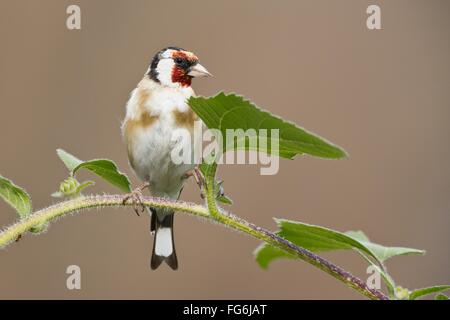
[{"left": 123, "top": 83, "right": 198, "bottom": 198}]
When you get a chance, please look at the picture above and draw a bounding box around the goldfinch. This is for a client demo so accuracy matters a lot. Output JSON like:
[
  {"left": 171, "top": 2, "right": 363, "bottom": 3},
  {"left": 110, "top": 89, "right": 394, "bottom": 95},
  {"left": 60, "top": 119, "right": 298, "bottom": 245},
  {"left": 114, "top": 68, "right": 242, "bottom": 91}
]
[{"left": 121, "top": 47, "right": 211, "bottom": 270}]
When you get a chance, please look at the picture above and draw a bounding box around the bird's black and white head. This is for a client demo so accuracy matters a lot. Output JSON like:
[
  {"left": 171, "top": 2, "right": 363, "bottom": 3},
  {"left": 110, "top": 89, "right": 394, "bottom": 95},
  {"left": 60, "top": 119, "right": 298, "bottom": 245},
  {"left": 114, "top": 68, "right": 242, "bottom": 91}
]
[{"left": 148, "top": 47, "right": 211, "bottom": 88}]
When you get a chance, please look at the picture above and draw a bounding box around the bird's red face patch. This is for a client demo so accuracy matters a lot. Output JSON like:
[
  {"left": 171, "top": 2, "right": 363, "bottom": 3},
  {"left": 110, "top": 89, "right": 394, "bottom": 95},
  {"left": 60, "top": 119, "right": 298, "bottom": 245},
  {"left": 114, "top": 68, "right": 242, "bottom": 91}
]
[
  {"left": 171, "top": 51, "right": 198, "bottom": 87},
  {"left": 171, "top": 66, "right": 191, "bottom": 87}
]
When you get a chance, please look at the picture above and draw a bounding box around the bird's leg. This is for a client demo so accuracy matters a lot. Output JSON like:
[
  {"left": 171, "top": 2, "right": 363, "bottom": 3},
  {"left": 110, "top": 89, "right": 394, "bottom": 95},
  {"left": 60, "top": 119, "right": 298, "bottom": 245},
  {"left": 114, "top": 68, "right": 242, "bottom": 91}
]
[
  {"left": 194, "top": 167, "right": 205, "bottom": 199},
  {"left": 183, "top": 167, "right": 205, "bottom": 199},
  {"left": 122, "top": 182, "right": 150, "bottom": 216}
]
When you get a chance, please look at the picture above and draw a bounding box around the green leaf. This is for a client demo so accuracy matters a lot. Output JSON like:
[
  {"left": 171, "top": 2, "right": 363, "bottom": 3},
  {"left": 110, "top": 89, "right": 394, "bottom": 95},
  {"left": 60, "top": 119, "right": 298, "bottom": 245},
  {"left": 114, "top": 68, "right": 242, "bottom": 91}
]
[
  {"left": 254, "top": 220, "right": 425, "bottom": 298},
  {"left": 76, "top": 181, "right": 95, "bottom": 194},
  {"left": 435, "top": 294, "right": 449, "bottom": 300},
  {"left": 214, "top": 180, "right": 233, "bottom": 205},
  {"left": 217, "top": 195, "right": 233, "bottom": 205},
  {"left": 254, "top": 244, "right": 293, "bottom": 269},
  {"left": 409, "top": 285, "right": 450, "bottom": 300},
  {"left": 57, "top": 149, "right": 83, "bottom": 171},
  {"left": 73, "top": 160, "right": 131, "bottom": 192},
  {"left": 52, "top": 179, "right": 95, "bottom": 199},
  {"left": 0, "top": 175, "right": 32, "bottom": 219},
  {"left": 189, "top": 92, "right": 348, "bottom": 159},
  {"left": 255, "top": 219, "right": 424, "bottom": 269},
  {"left": 56, "top": 149, "right": 131, "bottom": 193},
  {"left": 51, "top": 191, "right": 65, "bottom": 198},
  {"left": 394, "top": 286, "right": 410, "bottom": 300},
  {"left": 30, "top": 222, "right": 48, "bottom": 234},
  {"left": 375, "top": 265, "right": 396, "bottom": 298},
  {"left": 345, "top": 231, "right": 425, "bottom": 262}
]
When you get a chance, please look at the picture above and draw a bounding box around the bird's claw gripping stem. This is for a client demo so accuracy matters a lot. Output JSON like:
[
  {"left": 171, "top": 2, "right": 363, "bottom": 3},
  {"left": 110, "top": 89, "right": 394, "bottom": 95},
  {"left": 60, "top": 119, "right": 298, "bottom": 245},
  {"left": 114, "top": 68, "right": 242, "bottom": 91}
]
[
  {"left": 183, "top": 167, "right": 205, "bottom": 199},
  {"left": 122, "top": 182, "right": 150, "bottom": 216}
]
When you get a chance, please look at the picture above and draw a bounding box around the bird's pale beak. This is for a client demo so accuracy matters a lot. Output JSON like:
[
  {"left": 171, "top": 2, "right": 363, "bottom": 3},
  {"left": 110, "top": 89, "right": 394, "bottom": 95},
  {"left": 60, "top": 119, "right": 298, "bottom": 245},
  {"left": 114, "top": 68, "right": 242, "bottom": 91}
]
[{"left": 188, "top": 63, "right": 212, "bottom": 78}]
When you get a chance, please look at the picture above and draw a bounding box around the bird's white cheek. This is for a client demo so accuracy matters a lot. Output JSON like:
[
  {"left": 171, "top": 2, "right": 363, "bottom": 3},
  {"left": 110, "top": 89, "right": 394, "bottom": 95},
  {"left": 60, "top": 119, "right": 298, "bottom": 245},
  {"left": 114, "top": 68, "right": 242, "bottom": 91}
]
[{"left": 156, "top": 59, "right": 176, "bottom": 87}]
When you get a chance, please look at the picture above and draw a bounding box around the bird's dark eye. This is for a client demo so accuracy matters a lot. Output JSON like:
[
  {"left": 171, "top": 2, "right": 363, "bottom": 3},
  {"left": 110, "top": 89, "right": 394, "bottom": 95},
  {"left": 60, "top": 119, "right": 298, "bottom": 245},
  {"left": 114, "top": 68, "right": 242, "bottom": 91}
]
[{"left": 174, "top": 57, "right": 184, "bottom": 65}]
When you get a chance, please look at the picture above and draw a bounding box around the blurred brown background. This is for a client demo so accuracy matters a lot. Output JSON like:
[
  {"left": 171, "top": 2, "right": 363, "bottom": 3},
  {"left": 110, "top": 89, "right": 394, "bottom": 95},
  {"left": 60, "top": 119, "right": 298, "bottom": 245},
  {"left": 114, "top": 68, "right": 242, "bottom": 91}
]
[{"left": 0, "top": 0, "right": 449, "bottom": 299}]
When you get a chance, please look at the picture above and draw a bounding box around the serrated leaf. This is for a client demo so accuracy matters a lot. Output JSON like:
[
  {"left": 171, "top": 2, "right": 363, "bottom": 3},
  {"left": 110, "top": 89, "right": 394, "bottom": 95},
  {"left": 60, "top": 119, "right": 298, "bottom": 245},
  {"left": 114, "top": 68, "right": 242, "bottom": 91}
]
[
  {"left": 435, "top": 294, "right": 449, "bottom": 300},
  {"left": 255, "top": 219, "right": 424, "bottom": 270},
  {"left": 189, "top": 92, "right": 347, "bottom": 159},
  {"left": 56, "top": 149, "right": 131, "bottom": 193},
  {"left": 0, "top": 175, "right": 32, "bottom": 219},
  {"left": 409, "top": 285, "right": 450, "bottom": 300}
]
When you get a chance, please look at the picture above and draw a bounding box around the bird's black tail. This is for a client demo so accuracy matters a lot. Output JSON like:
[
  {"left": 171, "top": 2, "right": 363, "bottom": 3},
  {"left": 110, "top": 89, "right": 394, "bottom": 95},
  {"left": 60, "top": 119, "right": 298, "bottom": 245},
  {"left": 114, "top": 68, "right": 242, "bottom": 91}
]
[{"left": 150, "top": 209, "right": 178, "bottom": 270}]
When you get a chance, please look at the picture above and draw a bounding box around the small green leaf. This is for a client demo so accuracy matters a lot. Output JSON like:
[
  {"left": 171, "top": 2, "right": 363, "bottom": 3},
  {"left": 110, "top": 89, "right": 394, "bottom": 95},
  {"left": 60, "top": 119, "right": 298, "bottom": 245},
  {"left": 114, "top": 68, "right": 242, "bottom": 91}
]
[
  {"left": 189, "top": 92, "right": 348, "bottom": 159},
  {"left": 345, "top": 230, "right": 425, "bottom": 262},
  {"left": 57, "top": 149, "right": 83, "bottom": 171},
  {"left": 215, "top": 180, "right": 233, "bottom": 205},
  {"left": 0, "top": 175, "right": 32, "bottom": 219},
  {"left": 73, "top": 160, "right": 130, "bottom": 192},
  {"left": 76, "top": 181, "right": 95, "bottom": 194},
  {"left": 409, "top": 285, "right": 450, "bottom": 300},
  {"left": 217, "top": 195, "right": 233, "bottom": 205},
  {"left": 56, "top": 149, "right": 131, "bottom": 193},
  {"left": 394, "top": 286, "right": 410, "bottom": 300},
  {"left": 56, "top": 176, "right": 80, "bottom": 196},
  {"left": 52, "top": 178, "right": 94, "bottom": 199},
  {"left": 51, "top": 191, "right": 65, "bottom": 198},
  {"left": 30, "top": 222, "right": 48, "bottom": 234},
  {"left": 435, "top": 294, "right": 449, "bottom": 300},
  {"left": 254, "top": 244, "right": 293, "bottom": 269}
]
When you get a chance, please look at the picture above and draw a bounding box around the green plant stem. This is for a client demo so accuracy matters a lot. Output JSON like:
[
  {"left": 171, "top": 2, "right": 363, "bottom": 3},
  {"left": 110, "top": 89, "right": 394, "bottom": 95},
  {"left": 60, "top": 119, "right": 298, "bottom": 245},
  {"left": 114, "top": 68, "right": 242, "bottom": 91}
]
[{"left": 0, "top": 194, "right": 388, "bottom": 300}]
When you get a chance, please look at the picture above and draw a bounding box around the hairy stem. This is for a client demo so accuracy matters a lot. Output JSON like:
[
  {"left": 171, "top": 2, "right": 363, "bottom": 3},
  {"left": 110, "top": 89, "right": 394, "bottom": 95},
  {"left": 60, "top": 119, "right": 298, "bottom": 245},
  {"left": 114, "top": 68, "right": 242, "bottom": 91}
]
[{"left": 0, "top": 194, "right": 388, "bottom": 300}]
